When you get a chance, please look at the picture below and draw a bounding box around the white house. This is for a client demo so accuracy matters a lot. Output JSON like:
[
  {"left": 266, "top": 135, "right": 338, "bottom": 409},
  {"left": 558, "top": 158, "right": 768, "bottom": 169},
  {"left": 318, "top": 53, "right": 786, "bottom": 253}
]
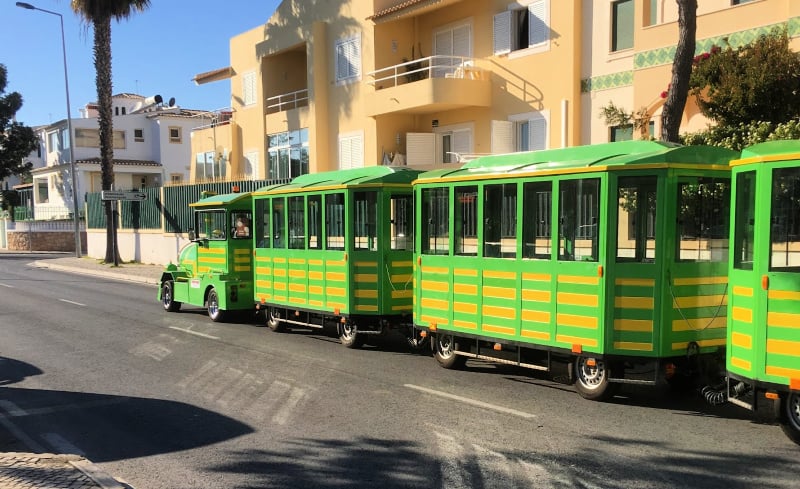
[{"left": 23, "top": 93, "right": 205, "bottom": 218}]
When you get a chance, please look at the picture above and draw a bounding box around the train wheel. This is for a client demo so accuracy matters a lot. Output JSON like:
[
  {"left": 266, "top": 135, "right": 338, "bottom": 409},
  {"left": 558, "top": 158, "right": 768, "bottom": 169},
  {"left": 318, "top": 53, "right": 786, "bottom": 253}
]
[
  {"left": 406, "top": 327, "right": 430, "bottom": 353},
  {"left": 207, "top": 288, "right": 227, "bottom": 323},
  {"left": 340, "top": 321, "right": 365, "bottom": 349},
  {"left": 267, "top": 308, "right": 285, "bottom": 332},
  {"left": 161, "top": 280, "right": 181, "bottom": 312},
  {"left": 574, "top": 356, "right": 619, "bottom": 401},
  {"left": 434, "top": 334, "right": 466, "bottom": 369},
  {"left": 780, "top": 392, "right": 800, "bottom": 446}
]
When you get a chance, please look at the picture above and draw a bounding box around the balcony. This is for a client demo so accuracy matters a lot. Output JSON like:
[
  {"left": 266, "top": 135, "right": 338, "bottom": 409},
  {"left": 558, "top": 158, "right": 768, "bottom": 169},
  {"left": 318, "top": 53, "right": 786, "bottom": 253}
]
[
  {"left": 266, "top": 88, "right": 309, "bottom": 115},
  {"left": 365, "top": 56, "right": 490, "bottom": 116}
]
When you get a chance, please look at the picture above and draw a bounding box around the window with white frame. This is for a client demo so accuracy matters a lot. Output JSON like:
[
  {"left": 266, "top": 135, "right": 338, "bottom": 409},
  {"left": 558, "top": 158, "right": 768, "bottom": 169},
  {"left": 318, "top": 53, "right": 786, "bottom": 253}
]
[
  {"left": 493, "top": 0, "right": 549, "bottom": 56},
  {"left": 433, "top": 22, "right": 472, "bottom": 77},
  {"left": 335, "top": 35, "right": 361, "bottom": 83},
  {"left": 244, "top": 150, "right": 259, "bottom": 180},
  {"left": 169, "top": 127, "right": 182, "bottom": 144},
  {"left": 47, "top": 131, "right": 59, "bottom": 153},
  {"left": 338, "top": 131, "right": 364, "bottom": 170},
  {"left": 268, "top": 129, "right": 309, "bottom": 180},
  {"left": 492, "top": 112, "right": 548, "bottom": 153},
  {"left": 74, "top": 128, "right": 126, "bottom": 149},
  {"left": 134, "top": 128, "right": 144, "bottom": 142},
  {"left": 436, "top": 124, "right": 472, "bottom": 164},
  {"left": 242, "top": 71, "right": 257, "bottom": 106}
]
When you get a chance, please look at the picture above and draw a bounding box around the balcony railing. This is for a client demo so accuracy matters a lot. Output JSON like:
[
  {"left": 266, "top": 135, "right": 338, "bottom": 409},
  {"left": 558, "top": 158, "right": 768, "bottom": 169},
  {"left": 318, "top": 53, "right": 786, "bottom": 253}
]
[
  {"left": 367, "top": 55, "right": 485, "bottom": 90},
  {"left": 266, "top": 89, "right": 309, "bottom": 114},
  {"left": 191, "top": 108, "right": 234, "bottom": 131}
]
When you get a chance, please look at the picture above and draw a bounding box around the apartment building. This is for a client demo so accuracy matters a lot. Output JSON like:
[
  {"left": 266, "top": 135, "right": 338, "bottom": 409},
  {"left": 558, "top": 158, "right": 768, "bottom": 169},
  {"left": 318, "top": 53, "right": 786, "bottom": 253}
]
[
  {"left": 192, "top": 0, "right": 800, "bottom": 181},
  {"left": 22, "top": 93, "right": 204, "bottom": 217}
]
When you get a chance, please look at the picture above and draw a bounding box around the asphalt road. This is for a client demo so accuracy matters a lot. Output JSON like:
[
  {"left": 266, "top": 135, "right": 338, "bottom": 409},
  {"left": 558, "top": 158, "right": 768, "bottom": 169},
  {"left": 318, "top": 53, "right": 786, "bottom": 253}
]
[{"left": 0, "top": 253, "right": 797, "bottom": 489}]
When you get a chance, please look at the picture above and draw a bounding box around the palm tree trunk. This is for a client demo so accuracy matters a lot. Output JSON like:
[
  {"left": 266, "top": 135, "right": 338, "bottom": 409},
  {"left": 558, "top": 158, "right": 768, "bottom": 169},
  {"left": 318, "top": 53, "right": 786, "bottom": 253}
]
[
  {"left": 661, "top": 0, "right": 697, "bottom": 142},
  {"left": 93, "top": 16, "right": 120, "bottom": 265}
]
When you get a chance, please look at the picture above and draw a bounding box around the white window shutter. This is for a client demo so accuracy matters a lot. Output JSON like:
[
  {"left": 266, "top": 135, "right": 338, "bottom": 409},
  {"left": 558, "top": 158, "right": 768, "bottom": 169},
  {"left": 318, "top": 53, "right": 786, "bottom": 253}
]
[
  {"left": 406, "top": 133, "right": 436, "bottom": 166},
  {"left": 350, "top": 37, "right": 361, "bottom": 78},
  {"left": 352, "top": 134, "right": 364, "bottom": 168},
  {"left": 493, "top": 11, "right": 511, "bottom": 56},
  {"left": 491, "top": 120, "right": 514, "bottom": 154},
  {"left": 529, "top": 116, "right": 547, "bottom": 151},
  {"left": 453, "top": 129, "right": 472, "bottom": 157},
  {"left": 453, "top": 24, "right": 471, "bottom": 58},
  {"left": 529, "top": 0, "right": 548, "bottom": 47},
  {"left": 336, "top": 37, "right": 360, "bottom": 81},
  {"left": 339, "top": 137, "right": 353, "bottom": 169}
]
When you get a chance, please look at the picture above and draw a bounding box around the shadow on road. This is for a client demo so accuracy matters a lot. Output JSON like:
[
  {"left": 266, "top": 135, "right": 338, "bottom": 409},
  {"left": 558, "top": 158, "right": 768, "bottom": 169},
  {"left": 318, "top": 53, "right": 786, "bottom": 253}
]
[
  {"left": 0, "top": 356, "right": 43, "bottom": 386},
  {"left": 206, "top": 432, "right": 797, "bottom": 489},
  {"left": 0, "top": 385, "right": 254, "bottom": 462}
]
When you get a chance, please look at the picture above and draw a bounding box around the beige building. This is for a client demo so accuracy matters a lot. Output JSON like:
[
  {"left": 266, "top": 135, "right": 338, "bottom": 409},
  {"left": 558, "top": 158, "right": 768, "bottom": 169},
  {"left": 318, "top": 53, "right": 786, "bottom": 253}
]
[{"left": 190, "top": 0, "right": 800, "bottom": 182}]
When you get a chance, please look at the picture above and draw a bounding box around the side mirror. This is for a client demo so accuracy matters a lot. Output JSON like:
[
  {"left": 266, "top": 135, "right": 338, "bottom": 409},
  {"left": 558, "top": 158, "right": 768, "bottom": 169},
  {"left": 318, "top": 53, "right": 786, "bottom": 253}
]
[{"left": 188, "top": 229, "right": 196, "bottom": 241}]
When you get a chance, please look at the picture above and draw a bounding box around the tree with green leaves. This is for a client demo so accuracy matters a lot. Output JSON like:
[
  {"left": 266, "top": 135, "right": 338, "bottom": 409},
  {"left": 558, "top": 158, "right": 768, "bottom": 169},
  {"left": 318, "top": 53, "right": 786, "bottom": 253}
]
[
  {"left": 0, "top": 64, "right": 37, "bottom": 183},
  {"left": 689, "top": 27, "right": 800, "bottom": 127},
  {"left": 70, "top": 0, "right": 151, "bottom": 265}
]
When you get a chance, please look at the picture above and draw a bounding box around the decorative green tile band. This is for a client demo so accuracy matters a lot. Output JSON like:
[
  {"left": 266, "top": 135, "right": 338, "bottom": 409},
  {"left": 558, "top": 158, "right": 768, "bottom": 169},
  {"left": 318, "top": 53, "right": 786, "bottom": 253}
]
[{"left": 582, "top": 17, "right": 800, "bottom": 93}]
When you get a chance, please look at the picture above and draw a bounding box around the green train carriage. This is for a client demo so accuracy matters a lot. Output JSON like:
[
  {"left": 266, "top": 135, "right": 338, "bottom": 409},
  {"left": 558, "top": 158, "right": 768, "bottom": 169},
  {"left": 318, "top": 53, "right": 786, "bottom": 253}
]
[
  {"left": 250, "top": 166, "right": 424, "bottom": 347},
  {"left": 159, "top": 191, "right": 255, "bottom": 322},
  {"left": 413, "top": 140, "right": 737, "bottom": 400},
  {"left": 725, "top": 140, "right": 800, "bottom": 444}
]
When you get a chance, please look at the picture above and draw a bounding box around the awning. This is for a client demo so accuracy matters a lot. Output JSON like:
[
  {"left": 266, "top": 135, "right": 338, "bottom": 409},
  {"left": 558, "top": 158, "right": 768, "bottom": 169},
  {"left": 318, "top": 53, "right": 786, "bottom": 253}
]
[{"left": 192, "top": 67, "right": 234, "bottom": 85}]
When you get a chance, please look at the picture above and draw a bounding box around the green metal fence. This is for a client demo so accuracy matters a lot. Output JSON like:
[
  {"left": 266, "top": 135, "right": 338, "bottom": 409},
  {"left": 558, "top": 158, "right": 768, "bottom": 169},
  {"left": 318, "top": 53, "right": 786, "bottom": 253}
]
[{"left": 86, "top": 179, "right": 288, "bottom": 232}]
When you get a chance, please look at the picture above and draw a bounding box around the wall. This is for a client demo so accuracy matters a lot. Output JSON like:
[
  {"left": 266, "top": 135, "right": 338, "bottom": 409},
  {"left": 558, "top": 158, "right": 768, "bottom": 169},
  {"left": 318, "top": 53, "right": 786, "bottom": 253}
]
[{"left": 86, "top": 229, "right": 190, "bottom": 266}]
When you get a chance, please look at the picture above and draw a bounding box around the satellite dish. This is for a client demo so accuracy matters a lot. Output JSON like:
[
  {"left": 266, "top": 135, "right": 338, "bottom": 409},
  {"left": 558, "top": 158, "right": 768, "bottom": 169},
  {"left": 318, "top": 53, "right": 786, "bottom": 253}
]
[{"left": 168, "top": 97, "right": 176, "bottom": 107}]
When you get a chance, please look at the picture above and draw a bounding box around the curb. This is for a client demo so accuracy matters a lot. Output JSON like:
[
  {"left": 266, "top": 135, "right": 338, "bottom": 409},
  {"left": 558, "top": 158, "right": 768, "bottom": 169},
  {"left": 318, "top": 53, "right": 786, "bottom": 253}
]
[
  {"left": 30, "top": 261, "right": 159, "bottom": 286},
  {"left": 0, "top": 453, "right": 130, "bottom": 489}
]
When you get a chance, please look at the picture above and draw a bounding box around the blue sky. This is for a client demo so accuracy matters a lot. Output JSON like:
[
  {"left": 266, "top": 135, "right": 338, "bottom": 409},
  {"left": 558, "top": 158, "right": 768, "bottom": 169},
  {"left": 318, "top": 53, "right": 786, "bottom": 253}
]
[{"left": 1, "top": 0, "right": 280, "bottom": 125}]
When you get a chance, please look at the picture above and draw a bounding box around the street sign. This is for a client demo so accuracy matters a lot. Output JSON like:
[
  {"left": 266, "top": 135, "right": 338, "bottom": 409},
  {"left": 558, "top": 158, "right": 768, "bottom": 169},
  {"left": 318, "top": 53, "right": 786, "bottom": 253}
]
[{"left": 101, "top": 190, "right": 147, "bottom": 201}]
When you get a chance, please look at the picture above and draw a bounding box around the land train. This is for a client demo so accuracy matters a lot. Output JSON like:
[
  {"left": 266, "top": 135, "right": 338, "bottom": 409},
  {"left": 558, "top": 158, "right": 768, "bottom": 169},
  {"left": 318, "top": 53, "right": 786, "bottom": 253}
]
[{"left": 157, "top": 139, "right": 800, "bottom": 445}]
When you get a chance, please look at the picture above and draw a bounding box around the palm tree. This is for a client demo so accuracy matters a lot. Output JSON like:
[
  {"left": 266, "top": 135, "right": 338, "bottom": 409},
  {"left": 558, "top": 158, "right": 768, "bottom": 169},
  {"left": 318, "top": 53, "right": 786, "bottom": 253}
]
[{"left": 71, "top": 0, "right": 151, "bottom": 265}]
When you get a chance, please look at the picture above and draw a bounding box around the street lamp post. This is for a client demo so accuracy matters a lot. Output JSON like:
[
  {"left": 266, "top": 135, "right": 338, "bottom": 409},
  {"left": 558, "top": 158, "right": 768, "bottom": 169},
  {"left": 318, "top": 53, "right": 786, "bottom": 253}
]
[{"left": 16, "top": 1, "right": 82, "bottom": 258}]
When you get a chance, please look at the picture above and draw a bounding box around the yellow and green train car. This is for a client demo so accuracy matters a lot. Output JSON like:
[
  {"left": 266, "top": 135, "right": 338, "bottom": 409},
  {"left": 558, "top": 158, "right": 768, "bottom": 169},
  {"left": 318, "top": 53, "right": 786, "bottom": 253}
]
[
  {"left": 251, "top": 166, "right": 423, "bottom": 347},
  {"left": 726, "top": 140, "right": 800, "bottom": 444},
  {"left": 159, "top": 191, "right": 255, "bottom": 322},
  {"left": 413, "top": 140, "right": 737, "bottom": 399}
]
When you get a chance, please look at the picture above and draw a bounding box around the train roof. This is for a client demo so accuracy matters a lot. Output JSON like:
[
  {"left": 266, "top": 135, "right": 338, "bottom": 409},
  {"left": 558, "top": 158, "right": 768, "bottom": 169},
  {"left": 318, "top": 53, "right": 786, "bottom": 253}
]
[
  {"left": 415, "top": 141, "right": 737, "bottom": 184},
  {"left": 252, "top": 166, "right": 423, "bottom": 196},
  {"left": 190, "top": 191, "right": 252, "bottom": 208},
  {"left": 731, "top": 140, "right": 800, "bottom": 167}
]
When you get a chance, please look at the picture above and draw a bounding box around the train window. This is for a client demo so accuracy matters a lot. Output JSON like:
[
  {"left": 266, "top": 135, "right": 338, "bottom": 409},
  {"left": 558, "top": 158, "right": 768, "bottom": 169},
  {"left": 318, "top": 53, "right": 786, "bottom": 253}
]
[
  {"left": 483, "top": 183, "right": 517, "bottom": 259},
  {"left": 288, "top": 196, "right": 305, "bottom": 249},
  {"left": 231, "top": 211, "right": 252, "bottom": 239},
  {"left": 422, "top": 187, "right": 449, "bottom": 255},
  {"left": 769, "top": 167, "right": 800, "bottom": 271},
  {"left": 616, "top": 177, "right": 657, "bottom": 262},
  {"left": 308, "top": 195, "right": 322, "bottom": 250},
  {"left": 523, "top": 181, "right": 552, "bottom": 259},
  {"left": 354, "top": 191, "right": 377, "bottom": 251},
  {"left": 558, "top": 179, "right": 600, "bottom": 262},
  {"left": 733, "top": 171, "right": 756, "bottom": 270},
  {"left": 325, "top": 193, "right": 345, "bottom": 250},
  {"left": 390, "top": 194, "right": 413, "bottom": 251},
  {"left": 455, "top": 186, "right": 478, "bottom": 256},
  {"left": 676, "top": 177, "right": 730, "bottom": 262},
  {"left": 255, "top": 199, "right": 271, "bottom": 248},
  {"left": 196, "top": 210, "right": 227, "bottom": 240},
  {"left": 273, "top": 198, "right": 286, "bottom": 249}
]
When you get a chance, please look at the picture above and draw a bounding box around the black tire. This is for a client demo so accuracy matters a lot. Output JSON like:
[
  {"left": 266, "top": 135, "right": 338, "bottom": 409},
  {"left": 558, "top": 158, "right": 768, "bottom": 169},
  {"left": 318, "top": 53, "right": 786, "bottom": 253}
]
[
  {"left": 780, "top": 392, "right": 800, "bottom": 446},
  {"left": 340, "top": 321, "right": 365, "bottom": 349},
  {"left": 574, "top": 356, "right": 619, "bottom": 401},
  {"left": 406, "top": 327, "right": 431, "bottom": 353},
  {"left": 161, "top": 280, "right": 181, "bottom": 312},
  {"left": 207, "top": 288, "right": 227, "bottom": 323},
  {"left": 267, "top": 308, "right": 285, "bottom": 332},
  {"left": 433, "top": 334, "right": 466, "bottom": 369}
]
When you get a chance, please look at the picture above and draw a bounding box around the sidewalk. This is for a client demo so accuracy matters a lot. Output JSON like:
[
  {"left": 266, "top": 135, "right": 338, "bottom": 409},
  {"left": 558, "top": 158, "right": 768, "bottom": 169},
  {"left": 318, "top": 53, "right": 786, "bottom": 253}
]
[{"left": 1, "top": 254, "right": 159, "bottom": 488}]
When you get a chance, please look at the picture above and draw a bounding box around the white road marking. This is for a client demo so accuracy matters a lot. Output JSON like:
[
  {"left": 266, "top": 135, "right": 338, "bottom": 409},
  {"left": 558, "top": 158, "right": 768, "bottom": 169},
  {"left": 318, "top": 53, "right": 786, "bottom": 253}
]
[
  {"left": 168, "top": 326, "right": 219, "bottom": 340},
  {"left": 404, "top": 384, "right": 536, "bottom": 419},
  {"left": 42, "top": 432, "right": 86, "bottom": 456},
  {"left": 435, "top": 432, "right": 467, "bottom": 489},
  {"left": 0, "top": 283, "right": 13, "bottom": 288},
  {"left": 58, "top": 299, "right": 86, "bottom": 306},
  {"left": 0, "top": 401, "right": 45, "bottom": 452},
  {"left": 272, "top": 387, "right": 306, "bottom": 425}
]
